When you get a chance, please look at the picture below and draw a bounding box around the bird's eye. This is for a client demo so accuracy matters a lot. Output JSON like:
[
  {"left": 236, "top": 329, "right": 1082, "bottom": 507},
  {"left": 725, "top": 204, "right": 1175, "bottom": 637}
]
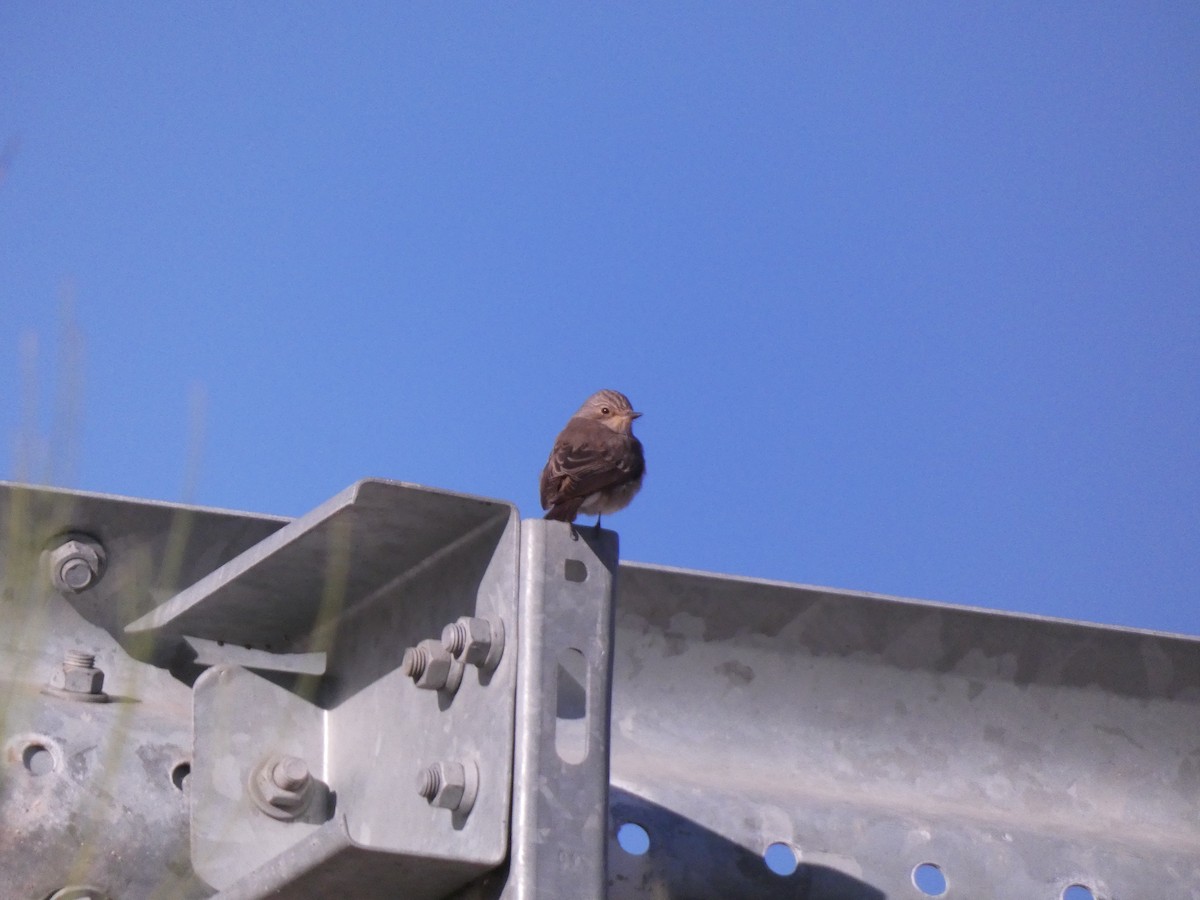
[{"left": 601, "top": 407, "right": 610, "bottom": 415}]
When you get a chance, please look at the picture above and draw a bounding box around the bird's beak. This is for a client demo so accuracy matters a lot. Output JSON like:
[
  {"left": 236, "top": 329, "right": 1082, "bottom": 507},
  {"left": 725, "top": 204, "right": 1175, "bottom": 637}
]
[{"left": 629, "top": 411, "right": 643, "bottom": 420}]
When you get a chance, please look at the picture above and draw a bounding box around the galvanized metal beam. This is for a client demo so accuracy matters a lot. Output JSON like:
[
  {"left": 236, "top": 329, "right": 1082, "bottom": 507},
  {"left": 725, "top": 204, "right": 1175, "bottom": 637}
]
[
  {"left": 2, "top": 480, "right": 1198, "bottom": 900},
  {"left": 606, "top": 562, "right": 1200, "bottom": 900}
]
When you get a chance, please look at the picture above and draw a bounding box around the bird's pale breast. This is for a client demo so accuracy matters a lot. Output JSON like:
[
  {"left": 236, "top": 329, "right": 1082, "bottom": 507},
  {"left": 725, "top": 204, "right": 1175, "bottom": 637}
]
[{"left": 579, "top": 474, "right": 643, "bottom": 516}]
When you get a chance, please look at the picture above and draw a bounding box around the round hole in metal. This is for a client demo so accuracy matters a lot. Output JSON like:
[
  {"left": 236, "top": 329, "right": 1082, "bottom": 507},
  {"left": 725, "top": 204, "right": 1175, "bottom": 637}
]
[
  {"left": 1062, "top": 886, "right": 1095, "bottom": 900},
  {"left": 913, "top": 862, "right": 947, "bottom": 896},
  {"left": 44, "top": 888, "right": 110, "bottom": 900},
  {"left": 763, "top": 842, "right": 799, "bottom": 876},
  {"left": 171, "top": 761, "right": 191, "bottom": 791},
  {"left": 617, "top": 822, "right": 650, "bottom": 856},
  {"left": 22, "top": 742, "right": 54, "bottom": 776}
]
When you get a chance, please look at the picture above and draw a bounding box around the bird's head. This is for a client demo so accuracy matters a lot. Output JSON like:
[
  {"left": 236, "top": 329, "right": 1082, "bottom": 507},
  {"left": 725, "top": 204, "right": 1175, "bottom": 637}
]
[{"left": 576, "top": 389, "right": 642, "bottom": 434}]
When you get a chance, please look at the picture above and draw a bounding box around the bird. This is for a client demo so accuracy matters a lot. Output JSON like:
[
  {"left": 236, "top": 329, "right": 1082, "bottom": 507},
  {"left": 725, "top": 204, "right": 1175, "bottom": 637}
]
[{"left": 540, "top": 389, "right": 645, "bottom": 530}]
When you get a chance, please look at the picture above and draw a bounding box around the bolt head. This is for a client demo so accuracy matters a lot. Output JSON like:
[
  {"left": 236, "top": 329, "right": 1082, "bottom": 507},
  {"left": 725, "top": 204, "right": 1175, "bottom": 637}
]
[{"left": 47, "top": 539, "right": 105, "bottom": 593}]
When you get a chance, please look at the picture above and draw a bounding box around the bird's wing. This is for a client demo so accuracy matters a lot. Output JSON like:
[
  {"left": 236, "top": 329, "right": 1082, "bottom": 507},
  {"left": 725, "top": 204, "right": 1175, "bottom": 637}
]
[{"left": 540, "top": 421, "right": 644, "bottom": 510}]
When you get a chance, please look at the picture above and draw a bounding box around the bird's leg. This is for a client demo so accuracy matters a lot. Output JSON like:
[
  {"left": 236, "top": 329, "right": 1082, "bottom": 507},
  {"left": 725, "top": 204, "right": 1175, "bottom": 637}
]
[{"left": 594, "top": 514, "right": 603, "bottom": 534}]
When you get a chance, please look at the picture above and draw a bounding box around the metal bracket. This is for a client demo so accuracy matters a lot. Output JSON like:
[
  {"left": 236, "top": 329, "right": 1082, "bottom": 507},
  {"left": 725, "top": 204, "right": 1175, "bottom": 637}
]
[
  {"left": 132, "top": 479, "right": 521, "bottom": 898},
  {"left": 502, "top": 520, "right": 619, "bottom": 900}
]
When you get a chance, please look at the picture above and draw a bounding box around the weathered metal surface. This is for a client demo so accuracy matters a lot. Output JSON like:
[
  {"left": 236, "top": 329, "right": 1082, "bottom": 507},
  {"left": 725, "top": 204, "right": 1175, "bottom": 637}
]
[
  {"left": 4, "top": 479, "right": 1199, "bottom": 900},
  {"left": 0, "top": 481, "right": 287, "bottom": 899},
  {"left": 125, "top": 480, "right": 509, "bottom": 653},
  {"left": 0, "top": 480, "right": 520, "bottom": 899},
  {"left": 191, "top": 663, "right": 330, "bottom": 886},
  {"left": 500, "top": 520, "right": 619, "bottom": 900},
  {"left": 169, "top": 480, "right": 520, "bottom": 898},
  {"left": 607, "top": 562, "right": 1200, "bottom": 899}
]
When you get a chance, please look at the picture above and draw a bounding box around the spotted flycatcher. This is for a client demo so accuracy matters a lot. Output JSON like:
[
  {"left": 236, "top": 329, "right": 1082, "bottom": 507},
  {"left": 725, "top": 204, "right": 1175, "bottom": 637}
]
[{"left": 540, "top": 389, "right": 645, "bottom": 528}]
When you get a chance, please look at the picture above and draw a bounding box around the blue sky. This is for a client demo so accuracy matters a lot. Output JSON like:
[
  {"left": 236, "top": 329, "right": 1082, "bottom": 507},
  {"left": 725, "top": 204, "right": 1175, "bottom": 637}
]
[{"left": 2, "top": 5, "right": 1197, "bottom": 635}]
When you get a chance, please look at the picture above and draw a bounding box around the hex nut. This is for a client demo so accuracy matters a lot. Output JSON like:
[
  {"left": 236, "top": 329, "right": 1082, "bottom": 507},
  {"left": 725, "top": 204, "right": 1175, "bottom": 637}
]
[
  {"left": 418, "top": 760, "right": 465, "bottom": 808},
  {"left": 44, "top": 651, "right": 108, "bottom": 703},
  {"left": 441, "top": 616, "right": 504, "bottom": 669},
  {"left": 46, "top": 537, "right": 106, "bottom": 593},
  {"left": 402, "top": 638, "right": 456, "bottom": 691},
  {"left": 49, "top": 665, "right": 104, "bottom": 695},
  {"left": 417, "top": 759, "right": 479, "bottom": 815},
  {"left": 249, "top": 754, "right": 314, "bottom": 820}
]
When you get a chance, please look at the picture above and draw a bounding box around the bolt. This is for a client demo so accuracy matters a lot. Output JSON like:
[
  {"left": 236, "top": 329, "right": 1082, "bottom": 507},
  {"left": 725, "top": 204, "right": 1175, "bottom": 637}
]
[
  {"left": 45, "top": 649, "right": 107, "bottom": 703},
  {"left": 417, "top": 759, "right": 479, "bottom": 815},
  {"left": 272, "top": 755, "right": 311, "bottom": 792},
  {"left": 416, "top": 765, "right": 443, "bottom": 800},
  {"left": 441, "top": 623, "right": 470, "bottom": 656},
  {"left": 441, "top": 616, "right": 505, "bottom": 670},
  {"left": 401, "top": 638, "right": 458, "bottom": 691},
  {"left": 46, "top": 536, "right": 106, "bottom": 593},
  {"left": 249, "top": 754, "right": 314, "bottom": 820},
  {"left": 65, "top": 650, "right": 96, "bottom": 669},
  {"left": 401, "top": 645, "right": 429, "bottom": 680}
]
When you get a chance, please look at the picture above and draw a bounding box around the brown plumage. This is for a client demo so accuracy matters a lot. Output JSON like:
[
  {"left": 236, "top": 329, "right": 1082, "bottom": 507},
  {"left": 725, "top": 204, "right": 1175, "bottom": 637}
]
[{"left": 540, "top": 389, "right": 645, "bottom": 526}]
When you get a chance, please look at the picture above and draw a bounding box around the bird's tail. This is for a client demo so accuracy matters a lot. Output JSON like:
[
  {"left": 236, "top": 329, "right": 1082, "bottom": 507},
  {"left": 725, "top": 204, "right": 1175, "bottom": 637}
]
[{"left": 543, "top": 498, "right": 583, "bottom": 522}]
